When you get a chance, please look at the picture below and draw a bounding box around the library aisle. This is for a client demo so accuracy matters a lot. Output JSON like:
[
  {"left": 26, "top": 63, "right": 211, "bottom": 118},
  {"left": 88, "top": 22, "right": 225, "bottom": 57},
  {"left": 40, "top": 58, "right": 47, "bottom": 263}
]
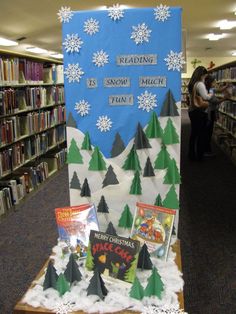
[{"left": 0, "top": 109, "right": 236, "bottom": 313}]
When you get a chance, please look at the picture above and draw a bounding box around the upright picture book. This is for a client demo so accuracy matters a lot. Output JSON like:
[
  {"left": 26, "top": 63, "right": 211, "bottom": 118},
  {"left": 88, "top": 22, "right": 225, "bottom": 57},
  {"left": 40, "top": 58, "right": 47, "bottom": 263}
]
[
  {"left": 130, "top": 202, "right": 176, "bottom": 261},
  {"left": 55, "top": 203, "right": 99, "bottom": 258}
]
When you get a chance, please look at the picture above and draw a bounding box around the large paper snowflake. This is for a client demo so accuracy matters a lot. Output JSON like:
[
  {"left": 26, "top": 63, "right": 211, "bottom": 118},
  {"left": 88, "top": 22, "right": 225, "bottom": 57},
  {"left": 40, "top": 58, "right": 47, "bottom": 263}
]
[
  {"left": 137, "top": 90, "right": 157, "bottom": 112},
  {"left": 131, "top": 23, "right": 152, "bottom": 44},
  {"left": 164, "top": 51, "right": 185, "bottom": 72},
  {"left": 92, "top": 50, "right": 109, "bottom": 67},
  {"left": 154, "top": 4, "right": 171, "bottom": 22},
  {"left": 142, "top": 305, "right": 188, "bottom": 314},
  {"left": 84, "top": 18, "right": 99, "bottom": 35},
  {"left": 64, "top": 63, "right": 84, "bottom": 83},
  {"left": 108, "top": 4, "right": 124, "bottom": 21},
  {"left": 53, "top": 301, "right": 74, "bottom": 314},
  {"left": 96, "top": 115, "right": 112, "bottom": 132},
  {"left": 63, "top": 34, "right": 83, "bottom": 53},
  {"left": 74, "top": 100, "right": 90, "bottom": 116},
  {"left": 57, "top": 7, "right": 73, "bottom": 23}
]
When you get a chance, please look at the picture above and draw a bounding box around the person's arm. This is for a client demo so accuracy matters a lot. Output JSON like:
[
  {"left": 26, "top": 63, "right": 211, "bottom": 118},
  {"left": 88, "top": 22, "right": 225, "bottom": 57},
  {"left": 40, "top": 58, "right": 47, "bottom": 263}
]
[{"left": 196, "top": 81, "right": 213, "bottom": 100}]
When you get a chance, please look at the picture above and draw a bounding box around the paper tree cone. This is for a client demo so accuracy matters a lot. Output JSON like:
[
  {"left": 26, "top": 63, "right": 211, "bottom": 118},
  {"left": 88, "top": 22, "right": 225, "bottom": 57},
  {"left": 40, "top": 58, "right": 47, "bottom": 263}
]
[
  {"left": 130, "top": 171, "right": 142, "bottom": 195},
  {"left": 164, "top": 159, "right": 181, "bottom": 184},
  {"left": 129, "top": 277, "right": 144, "bottom": 300},
  {"left": 64, "top": 254, "right": 82, "bottom": 284},
  {"left": 56, "top": 274, "right": 70, "bottom": 296},
  {"left": 118, "top": 204, "right": 133, "bottom": 228},
  {"left": 43, "top": 260, "right": 58, "bottom": 290},
  {"left": 154, "top": 194, "right": 163, "bottom": 207},
  {"left": 80, "top": 178, "right": 91, "bottom": 197},
  {"left": 137, "top": 243, "right": 153, "bottom": 270},
  {"left": 81, "top": 131, "right": 92, "bottom": 150},
  {"left": 110, "top": 132, "right": 125, "bottom": 157},
  {"left": 122, "top": 145, "right": 141, "bottom": 171},
  {"left": 102, "top": 165, "right": 119, "bottom": 188},
  {"left": 145, "top": 111, "right": 163, "bottom": 138},
  {"left": 87, "top": 268, "right": 108, "bottom": 300},
  {"left": 154, "top": 144, "right": 171, "bottom": 169},
  {"left": 143, "top": 157, "right": 155, "bottom": 177},
  {"left": 67, "top": 138, "right": 83, "bottom": 164},
  {"left": 144, "top": 266, "right": 164, "bottom": 299},
  {"left": 89, "top": 146, "right": 106, "bottom": 171},
  {"left": 97, "top": 195, "right": 109, "bottom": 213},
  {"left": 162, "top": 118, "right": 180, "bottom": 145},
  {"left": 160, "top": 89, "right": 179, "bottom": 117},
  {"left": 163, "top": 185, "right": 179, "bottom": 209},
  {"left": 105, "top": 221, "right": 117, "bottom": 235},
  {"left": 70, "top": 171, "right": 81, "bottom": 189},
  {"left": 67, "top": 112, "right": 77, "bottom": 128},
  {"left": 134, "top": 123, "right": 151, "bottom": 149}
]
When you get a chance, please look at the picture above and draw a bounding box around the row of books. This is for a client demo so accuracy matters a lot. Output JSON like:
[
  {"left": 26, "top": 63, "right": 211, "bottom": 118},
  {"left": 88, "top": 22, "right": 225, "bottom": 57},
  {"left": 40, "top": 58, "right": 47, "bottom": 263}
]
[
  {"left": 218, "top": 100, "right": 236, "bottom": 117},
  {"left": 0, "top": 106, "right": 66, "bottom": 147},
  {"left": 0, "top": 58, "right": 19, "bottom": 83},
  {"left": 0, "top": 148, "right": 67, "bottom": 216},
  {"left": 212, "top": 67, "right": 236, "bottom": 81},
  {"left": 0, "top": 124, "right": 66, "bottom": 178},
  {"left": 0, "top": 86, "right": 65, "bottom": 115},
  {"left": 217, "top": 115, "right": 236, "bottom": 137}
]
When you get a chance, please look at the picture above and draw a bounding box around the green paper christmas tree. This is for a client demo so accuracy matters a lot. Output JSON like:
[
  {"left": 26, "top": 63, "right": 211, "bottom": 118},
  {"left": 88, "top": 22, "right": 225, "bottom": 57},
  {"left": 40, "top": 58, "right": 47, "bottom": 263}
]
[
  {"left": 122, "top": 145, "right": 141, "bottom": 171},
  {"left": 87, "top": 268, "right": 108, "bottom": 300},
  {"left": 163, "top": 185, "right": 179, "bottom": 209},
  {"left": 67, "top": 138, "right": 83, "bottom": 164},
  {"left": 80, "top": 178, "right": 91, "bottom": 197},
  {"left": 163, "top": 158, "right": 181, "bottom": 184},
  {"left": 88, "top": 146, "right": 107, "bottom": 171},
  {"left": 110, "top": 132, "right": 125, "bottom": 157},
  {"left": 64, "top": 254, "right": 82, "bottom": 284},
  {"left": 160, "top": 89, "right": 179, "bottom": 117},
  {"left": 137, "top": 243, "right": 153, "bottom": 270},
  {"left": 43, "top": 260, "right": 58, "bottom": 290},
  {"left": 102, "top": 165, "right": 119, "bottom": 188},
  {"left": 124, "top": 253, "right": 139, "bottom": 283},
  {"left": 144, "top": 266, "right": 164, "bottom": 299},
  {"left": 129, "top": 171, "right": 142, "bottom": 195},
  {"left": 162, "top": 118, "right": 180, "bottom": 145},
  {"left": 81, "top": 131, "right": 92, "bottom": 150},
  {"left": 118, "top": 204, "right": 133, "bottom": 228},
  {"left": 145, "top": 111, "right": 163, "bottom": 138},
  {"left": 129, "top": 276, "right": 144, "bottom": 300},
  {"left": 134, "top": 122, "right": 151, "bottom": 149},
  {"left": 97, "top": 195, "right": 109, "bottom": 213},
  {"left": 56, "top": 273, "right": 70, "bottom": 296},
  {"left": 143, "top": 157, "right": 155, "bottom": 177},
  {"left": 70, "top": 171, "right": 81, "bottom": 189},
  {"left": 67, "top": 112, "right": 77, "bottom": 128},
  {"left": 154, "top": 143, "right": 171, "bottom": 169},
  {"left": 85, "top": 242, "right": 94, "bottom": 270},
  {"left": 154, "top": 194, "right": 163, "bottom": 206}
]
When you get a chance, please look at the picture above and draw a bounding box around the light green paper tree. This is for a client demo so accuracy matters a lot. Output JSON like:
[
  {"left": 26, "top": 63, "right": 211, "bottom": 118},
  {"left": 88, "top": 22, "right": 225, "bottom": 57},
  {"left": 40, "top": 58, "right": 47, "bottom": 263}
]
[
  {"left": 130, "top": 171, "right": 142, "bottom": 195},
  {"left": 56, "top": 274, "right": 70, "bottom": 296},
  {"left": 122, "top": 145, "right": 141, "bottom": 171},
  {"left": 144, "top": 266, "right": 164, "bottom": 299},
  {"left": 88, "top": 146, "right": 107, "bottom": 171},
  {"left": 162, "top": 118, "right": 180, "bottom": 145},
  {"left": 81, "top": 131, "right": 92, "bottom": 150},
  {"left": 145, "top": 111, "right": 163, "bottom": 138},
  {"left": 163, "top": 185, "right": 179, "bottom": 209},
  {"left": 67, "top": 138, "right": 83, "bottom": 164},
  {"left": 124, "top": 253, "right": 139, "bottom": 283},
  {"left": 154, "top": 194, "right": 163, "bottom": 207},
  {"left": 118, "top": 204, "right": 133, "bottom": 228},
  {"left": 129, "top": 276, "right": 144, "bottom": 300},
  {"left": 163, "top": 158, "right": 181, "bottom": 184},
  {"left": 85, "top": 242, "right": 94, "bottom": 270},
  {"left": 154, "top": 143, "right": 171, "bottom": 169}
]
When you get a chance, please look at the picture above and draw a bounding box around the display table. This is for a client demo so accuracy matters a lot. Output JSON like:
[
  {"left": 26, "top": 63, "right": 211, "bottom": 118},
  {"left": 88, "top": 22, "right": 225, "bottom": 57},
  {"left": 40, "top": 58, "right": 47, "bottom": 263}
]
[{"left": 13, "top": 241, "right": 184, "bottom": 314}]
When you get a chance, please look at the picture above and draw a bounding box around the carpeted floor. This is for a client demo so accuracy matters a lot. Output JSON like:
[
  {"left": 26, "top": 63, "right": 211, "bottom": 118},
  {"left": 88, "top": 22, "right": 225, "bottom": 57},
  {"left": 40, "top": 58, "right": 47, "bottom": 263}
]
[{"left": 0, "top": 109, "right": 236, "bottom": 314}]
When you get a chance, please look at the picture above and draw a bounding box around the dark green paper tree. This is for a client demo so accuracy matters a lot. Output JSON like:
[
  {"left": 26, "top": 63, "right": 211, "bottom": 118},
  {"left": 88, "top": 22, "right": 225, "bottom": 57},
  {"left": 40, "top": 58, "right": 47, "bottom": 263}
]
[
  {"left": 163, "top": 185, "right": 179, "bottom": 209},
  {"left": 154, "top": 143, "right": 171, "bottom": 169},
  {"left": 110, "top": 132, "right": 125, "bottom": 157},
  {"left": 129, "top": 276, "right": 144, "bottom": 300},
  {"left": 154, "top": 194, "right": 163, "bottom": 207},
  {"left": 87, "top": 268, "right": 108, "bottom": 300},
  {"left": 56, "top": 273, "right": 70, "bottom": 296},
  {"left": 145, "top": 111, "right": 163, "bottom": 138},
  {"left": 160, "top": 89, "right": 179, "bottom": 117},
  {"left": 43, "top": 260, "right": 58, "bottom": 290},
  {"left": 162, "top": 118, "right": 180, "bottom": 145},
  {"left": 143, "top": 157, "right": 155, "bottom": 177},
  {"left": 118, "top": 204, "right": 133, "bottom": 229},
  {"left": 137, "top": 243, "right": 153, "bottom": 270},
  {"left": 80, "top": 178, "right": 91, "bottom": 197},
  {"left": 102, "top": 165, "right": 119, "bottom": 188},
  {"left": 105, "top": 221, "right": 117, "bottom": 236},
  {"left": 129, "top": 171, "right": 142, "bottom": 195},
  {"left": 97, "top": 195, "right": 109, "bottom": 213},
  {"left": 144, "top": 266, "right": 164, "bottom": 299},
  {"left": 163, "top": 158, "right": 181, "bottom": 184},
  {"left": 85, "top": 242, "right": 94, "bottom": 271},
  {"left": 134, "top": 123, "right": 151, "bottom": 149},
  {"left": 64, "top": 254, "right": 82, "bottom": 284},
  {"left": 67, "top": 112, "right": 77, "bottom": 128},
  {"left": 70, "top": 171, "right": 81, "bottom": 189},
  {"left": 81, "top": 131, "right": 92, "bottom": 150},
  {"left": 67, "top": 138, "right": 83, "bottom": 164},
  {"left": 122, "top": 145, "right": 141, "bottom": 171},
  {"left": 88, "top": 146, "right": 107, "bottom": 171}
]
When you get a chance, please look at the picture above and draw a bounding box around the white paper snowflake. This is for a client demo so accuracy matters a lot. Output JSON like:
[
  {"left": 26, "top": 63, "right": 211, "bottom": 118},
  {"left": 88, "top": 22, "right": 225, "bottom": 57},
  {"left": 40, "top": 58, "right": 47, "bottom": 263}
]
[
  {"left": 164, "top": 50, "right": 186, "bottom": 72},
  {"left": 137, "top": 90, "right": 157, "bottom": 112},
  {"left": 63, "top": 34, "right": 83, "bottom": 53},
  {"left": 84, "top": 18, "right": 99, "bottom": 35},
  {"left": 64, "top": 63, "right": 84, "bottom": 83},
  {"left": 108, "top": 3, "right": 124, "bottom": 21},
  {"left": 92, "top": 50, "right": 109, "bottom": 67},
  {"left": 74, "top": 100, "right": 90, "bottom": 116},
  {"left": 142, "top": 305, "right": 188, "bottom": 314},
  {"left": 154, "top": 4, "right": 171, "bottom": 22},
  {"left": 131, "top": 23, "right": 152, "bottom": 44},
  {"left": 96, "top": 115, "right": 112, "bottom": 132},
  {"left": 53, "top": 301, "right": 74, "bottom": 314},
  {"left": 57, "top": 7, "right": 73, "bottom": 23}
]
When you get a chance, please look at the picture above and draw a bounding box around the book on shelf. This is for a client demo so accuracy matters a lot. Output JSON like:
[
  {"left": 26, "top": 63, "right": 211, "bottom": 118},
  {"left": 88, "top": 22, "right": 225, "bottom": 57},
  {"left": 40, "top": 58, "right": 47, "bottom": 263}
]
[
  {"left": 55, "top": 204, "right": 99, "bottom": 258},
  {"left": 130, "top": 202, "right": 176, "bottom": 261}
]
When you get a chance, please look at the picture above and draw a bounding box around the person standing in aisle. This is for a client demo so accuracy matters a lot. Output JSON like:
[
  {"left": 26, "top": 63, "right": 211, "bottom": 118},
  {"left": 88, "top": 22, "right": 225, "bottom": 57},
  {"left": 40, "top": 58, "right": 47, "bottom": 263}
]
[{"left": 187, "top": 66, "right": 213, "bottom": 161}]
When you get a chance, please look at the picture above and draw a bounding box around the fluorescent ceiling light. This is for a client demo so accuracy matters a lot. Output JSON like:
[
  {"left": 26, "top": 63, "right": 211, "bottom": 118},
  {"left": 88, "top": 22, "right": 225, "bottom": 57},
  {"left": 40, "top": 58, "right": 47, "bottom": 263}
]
[
  {"left": 232, "top": 52, "right": 236, "bottom": 56},
  {"left": 218, "top": 19, "right": 236, "bottom": 30},
  {"left": 50, "top": 53, "right": 63, "bottom": 59},
  {"left": 207, "top": 33, "right": 225, "bottom": 41},
  {"left": 0, "top": 37, "right": 18, "bottom": 46},
  {"left": 26, "top": 47, "right": 48, "bottom": 54}
]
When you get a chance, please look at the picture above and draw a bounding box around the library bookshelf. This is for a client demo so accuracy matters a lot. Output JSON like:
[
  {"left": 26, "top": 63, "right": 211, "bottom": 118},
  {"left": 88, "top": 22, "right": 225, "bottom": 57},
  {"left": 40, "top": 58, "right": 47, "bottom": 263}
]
[
  {"left": 209, "top": 61, "right": 236, "bottom": 163},
  {"left": 0, "top": 51, "right": 67, "bottom": 216}
]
